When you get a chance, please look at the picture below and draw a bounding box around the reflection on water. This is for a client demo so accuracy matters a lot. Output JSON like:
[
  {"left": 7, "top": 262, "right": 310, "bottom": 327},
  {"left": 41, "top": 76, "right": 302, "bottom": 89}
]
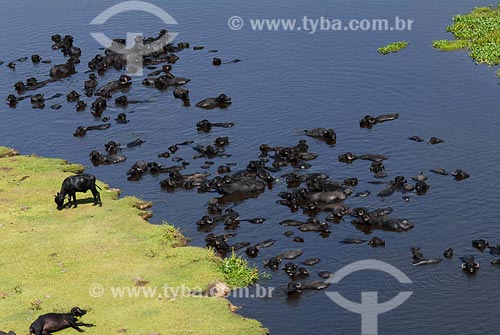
[{"left": 0, "top": 0, "right": 499, "bottom": 334}]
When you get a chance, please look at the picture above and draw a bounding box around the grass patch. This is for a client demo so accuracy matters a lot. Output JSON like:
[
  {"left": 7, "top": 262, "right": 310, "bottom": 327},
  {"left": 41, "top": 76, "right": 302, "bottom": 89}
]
[
  {"left": 218, "top": 251, "right": 260, "bottom": 287},
  {"left": 160, "top": 223, "right": 188, "bottom": 248},
  {"left": 0, "top": 148, "right": 267, "bottom": 335},
  {"left": 433, "top": 4, "right": 500, "bottom": 65},
  {"left": 377, "top": 41, "right": 409, "bottom": 55}
]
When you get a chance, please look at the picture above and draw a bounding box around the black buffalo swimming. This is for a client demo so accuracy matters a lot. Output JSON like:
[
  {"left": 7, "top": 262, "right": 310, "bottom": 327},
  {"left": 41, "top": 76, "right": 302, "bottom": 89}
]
[
  {"left": 115, "top": 113, "right": 129, "bottom": 124},
  {"left": 160, "top": 172, "right": 209, "bottom": 190},
  {"left": 217, "top": 176, "right": 266, "bottom": 195},
  {"left": 410, "top": 247, "right": 442, "bottom": 266},
  {"left": 173, "top": 88, "right": 189, "bottom": 100},
  {"left": 338, "top": 152, "right": 388, "bottom": 164},
  {"left": 155, "top": 74, "right": 191, "bottom": 88},
  {"left": 142, "top": 73, "right": 191, "bottom": 88},
  {"left": 304, "top": 128, "right": 336, "bottom": 144},
  {"left": 196, "top": 119, "right": 235, "bottom": 132},
  {"left": 89, "top": 150, "right": 126, "bottom": 166},
  {"left": 84, "top": 73, "right": 98, "bottom": 94},
  {"left": 352, "top": 212, "right": 414, "bottom": 232},
  {"left": 96, "top": 75, "right": 132, "bottom": 97},
  {"left": 50, "top": 61, "right": 76, "bottom": 79},
  {"left": 91, "top": 97, "right": 107, "bottom": 116},
  {"left": 359, "top": 113, "right": 399, "bottom": 128},
  {"left": 195, "top": 94, "right": 232, "bottom": 109},
  {"left": 461, "top": 255, "right": 479, "bottom": 273},
  {"left": 115, "top": 95, "right": 147, "bottom": 106},
  {"left": 173, "top": 88, "right": 190, "bottom": 106},
  {"left": 29, "top": 93, "right": 62, "bottom": 109},
  {"left": 127, "top": 161, "right": 149, "bottom": 176},
  {"left": 73, "top": 123, "right": 111, "bottom": 137},
  {"left": 14, "top": 77, "right": 55, "bottom": 92},
  {"left": 66, "top": 90, "right": 81, "bottom": 102}
]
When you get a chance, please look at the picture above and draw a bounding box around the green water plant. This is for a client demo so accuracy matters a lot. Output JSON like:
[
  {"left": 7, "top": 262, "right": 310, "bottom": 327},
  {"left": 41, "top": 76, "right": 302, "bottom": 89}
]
[
  {"left": 159, "top": 222, "right": 188, "bottom": 247},
  {"left": 433, "top": 4, "right": 500, "bottom": 65},
  {"left": 377, "top": 41, "right": 409, "bottom": 55},
  {"left": 432, "top": 39, "right": 468, "bottom": 51},
  {"left": 218, "top": 251, "right": 260, "bottom": 287}
]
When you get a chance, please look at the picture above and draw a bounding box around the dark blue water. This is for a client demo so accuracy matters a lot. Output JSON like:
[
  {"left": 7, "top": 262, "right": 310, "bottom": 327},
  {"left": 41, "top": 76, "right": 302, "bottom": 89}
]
[{"left": 1, "top": 1, "right": 499, "bottom": 334}]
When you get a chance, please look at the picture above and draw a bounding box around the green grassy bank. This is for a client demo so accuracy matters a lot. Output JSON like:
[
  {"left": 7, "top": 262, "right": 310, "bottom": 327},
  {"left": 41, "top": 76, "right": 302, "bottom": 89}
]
[{"left": 0, "top": 147, "right": 267, "bottom": 335}]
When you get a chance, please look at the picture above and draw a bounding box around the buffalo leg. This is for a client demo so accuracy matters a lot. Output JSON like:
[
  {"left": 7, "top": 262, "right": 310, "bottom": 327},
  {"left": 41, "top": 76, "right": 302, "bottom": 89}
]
[
  {"left": 29, "top": 325, "right": 43, "bottom": 335},
  {"left": 68, "top": 319, "right": 85, "bottom": 332},
  {"left": 66, "top": 193, "right": 74, "bottom": 208},
  {"left": 91, "top": 186, "right": 102, "bottom": 206},
  {"left": 76, "top": 322, "right": 94, "bottom": 328}
]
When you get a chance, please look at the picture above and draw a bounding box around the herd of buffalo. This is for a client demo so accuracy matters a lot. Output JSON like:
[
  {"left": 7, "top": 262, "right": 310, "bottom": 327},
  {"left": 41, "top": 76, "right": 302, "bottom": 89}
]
[{"left": 2, "top": 27, "right": 498, "bottom": 333}]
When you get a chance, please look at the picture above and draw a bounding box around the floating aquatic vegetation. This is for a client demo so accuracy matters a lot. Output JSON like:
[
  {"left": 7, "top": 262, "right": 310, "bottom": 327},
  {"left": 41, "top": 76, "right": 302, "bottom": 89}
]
[
  {"left": 433, "top": 5, "right": 500, "bottom": 65},
  {"left": 377, "top": 41, "right": 409, "bottom": 55},
  {"left": 432, "top": 39, "right": 468, "bottom": 51}
]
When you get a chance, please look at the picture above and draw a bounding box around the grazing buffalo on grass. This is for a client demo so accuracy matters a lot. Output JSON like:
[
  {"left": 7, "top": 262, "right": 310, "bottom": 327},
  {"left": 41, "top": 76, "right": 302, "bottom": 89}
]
[{"left": 54, "top": 174, "right": 102, "bottom": 210}]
